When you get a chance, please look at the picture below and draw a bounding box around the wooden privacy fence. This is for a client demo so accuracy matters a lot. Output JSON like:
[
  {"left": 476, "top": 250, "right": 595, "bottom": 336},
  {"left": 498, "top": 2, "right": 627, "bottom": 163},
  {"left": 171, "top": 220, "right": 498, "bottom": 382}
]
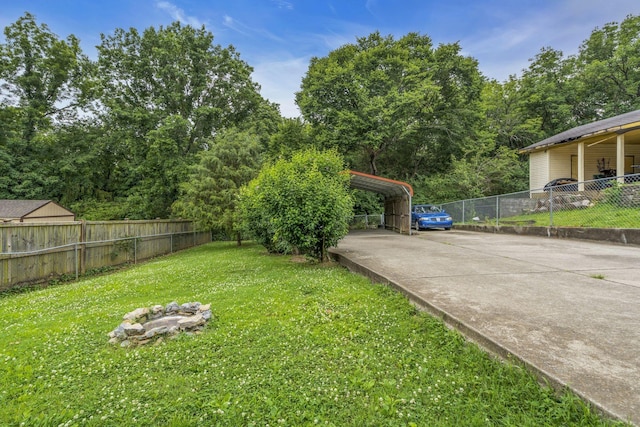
[{"left": 0, "top": 220, "right": 211, "bottom": 291}]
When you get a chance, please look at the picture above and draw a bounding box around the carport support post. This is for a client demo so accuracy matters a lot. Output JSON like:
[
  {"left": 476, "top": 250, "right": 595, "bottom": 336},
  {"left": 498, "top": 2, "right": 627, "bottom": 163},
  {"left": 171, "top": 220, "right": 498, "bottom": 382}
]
[{"left": 402, "top": 186, "right": 412, "bottom": 236}]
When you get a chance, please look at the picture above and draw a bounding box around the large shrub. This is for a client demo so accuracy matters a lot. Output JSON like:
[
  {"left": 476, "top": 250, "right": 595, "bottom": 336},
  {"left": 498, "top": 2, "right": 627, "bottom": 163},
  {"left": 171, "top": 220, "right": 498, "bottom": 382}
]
[{"left": 240, "top": 148, "right": 354, "bottom": 261}]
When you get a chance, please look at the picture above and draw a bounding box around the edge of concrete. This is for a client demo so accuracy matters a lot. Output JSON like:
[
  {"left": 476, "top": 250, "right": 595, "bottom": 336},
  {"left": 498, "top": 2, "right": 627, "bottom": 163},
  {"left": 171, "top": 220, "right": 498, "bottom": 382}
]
[
  {"left": 455, "top": 224, "right": 640, "bottom": 247},
  {"left": 329, "top": 247, "right": 633, "bottom": 425}
]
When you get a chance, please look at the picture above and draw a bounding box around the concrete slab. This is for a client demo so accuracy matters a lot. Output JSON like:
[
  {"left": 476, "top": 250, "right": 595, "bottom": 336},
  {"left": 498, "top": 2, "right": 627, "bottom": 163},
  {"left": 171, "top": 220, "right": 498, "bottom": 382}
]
[{"left": 329, "top": 229, "right": 640, "bottom": 425}]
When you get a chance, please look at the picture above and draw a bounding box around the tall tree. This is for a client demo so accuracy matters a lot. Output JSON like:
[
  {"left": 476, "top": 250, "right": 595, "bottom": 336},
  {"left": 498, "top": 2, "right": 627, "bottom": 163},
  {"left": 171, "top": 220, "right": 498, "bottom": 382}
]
[
  {"left": 296, "top": 32, "right": 484, "bottom": 178},
  {"left": 172, "top": 128, "right": 263, "bottom": 243},
  {"left": 0, "top": 12, "right": 94, "bottom": 143},
  {"left": 266, "top": 117, "right": 314, "bottom": 160},
  {"left": 573, "top": 14, "right": 640, "bottom": 120},
  {"left": 480, "top": 78, "right": 543, "bottom": 150},
  {"left": 0, "top": 13, "right": 95, "bottom": 200},
  {"left": 96, "top": 22, "right": 267, "bottom": 218},
  {"left": 519, "top": 47, "right": 576, "bottom": 137}
]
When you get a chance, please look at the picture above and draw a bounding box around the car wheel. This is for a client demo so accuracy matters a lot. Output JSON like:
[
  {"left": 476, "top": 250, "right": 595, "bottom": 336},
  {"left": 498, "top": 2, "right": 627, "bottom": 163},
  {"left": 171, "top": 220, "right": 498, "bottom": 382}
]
[{"left": 444, "top": 227, "right": 451, "bottom": 231}]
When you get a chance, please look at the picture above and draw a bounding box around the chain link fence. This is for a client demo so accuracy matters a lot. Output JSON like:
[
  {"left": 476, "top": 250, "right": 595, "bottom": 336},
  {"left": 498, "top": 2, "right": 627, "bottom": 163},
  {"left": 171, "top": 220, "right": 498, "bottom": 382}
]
[
  {"left": 349, "top": 214, "right": 385, "bottom": 230},
  {"left": 440, "top": 173, "right": 640, "bottom": 229}
]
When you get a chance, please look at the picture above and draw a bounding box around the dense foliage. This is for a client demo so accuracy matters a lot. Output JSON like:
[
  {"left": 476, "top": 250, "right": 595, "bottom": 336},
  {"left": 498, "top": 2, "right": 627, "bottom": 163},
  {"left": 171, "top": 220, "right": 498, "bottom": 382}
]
[
  {"left": 1, "top": 12, "right": 640, "bottom": 219},
  {"left": 296, "top": 32, "right": 484, "bottom": 178},
  {"left": 240, "top": 148, "right": 353, "bottom": 260},
  {"left": 171, "top": 128, "right": 263, "bottom": 243}
]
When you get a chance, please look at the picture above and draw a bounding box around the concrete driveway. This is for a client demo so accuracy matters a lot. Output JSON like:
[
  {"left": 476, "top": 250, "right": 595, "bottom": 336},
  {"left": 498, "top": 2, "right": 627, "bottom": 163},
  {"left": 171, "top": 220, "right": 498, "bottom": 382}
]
[{"left": 329, "top": 229, "right": 640, "bottom": 425}]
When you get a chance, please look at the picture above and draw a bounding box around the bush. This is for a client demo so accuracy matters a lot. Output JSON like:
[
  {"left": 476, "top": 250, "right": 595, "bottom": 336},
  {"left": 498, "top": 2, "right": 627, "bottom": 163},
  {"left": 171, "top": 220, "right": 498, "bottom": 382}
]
[{"left": 240, "top": 148, "right": 354, "bottom": 261}]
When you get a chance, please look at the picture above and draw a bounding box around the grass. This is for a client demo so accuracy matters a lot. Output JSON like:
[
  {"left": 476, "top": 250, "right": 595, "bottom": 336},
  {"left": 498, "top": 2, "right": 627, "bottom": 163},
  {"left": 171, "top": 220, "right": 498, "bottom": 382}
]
[
  {"left": 0, "top": 242, "right": 627, "bottom": 426},
  {"left": 476, "top": 203, "right": 640, "bottom": 229}
]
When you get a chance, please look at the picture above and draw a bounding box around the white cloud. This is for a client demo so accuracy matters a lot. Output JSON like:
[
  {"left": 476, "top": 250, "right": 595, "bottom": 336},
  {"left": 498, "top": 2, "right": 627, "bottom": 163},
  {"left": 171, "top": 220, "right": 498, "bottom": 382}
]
[
  {"left": 156, "top": 1, "right": 205, "bottom": 27},
  {"left": 271, "top": 0, "right": 294, "bottom": 10},
  {"left": 460, "top": 2, "right": 640, "bottom": 81},
  {"left": 251, "top": 56, "right": 310, "bottom": 118},
  {"left": 222, "top": 15, "right": 283, "bottom": 42},
  {"left": 223, "top": 15, "right": 250, "bottom": 36}
]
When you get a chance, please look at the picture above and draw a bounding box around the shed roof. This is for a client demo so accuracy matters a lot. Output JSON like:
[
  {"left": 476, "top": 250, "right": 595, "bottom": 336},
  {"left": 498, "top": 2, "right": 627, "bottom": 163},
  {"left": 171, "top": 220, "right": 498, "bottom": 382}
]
[
  {"left": 520, "top": 109, "right": 640, "bottom": 153},
  {"left": 0, "top": 200, "right": 74, "bottom": 221},
  {"left": 0, "top": 200, "right": 53, "bottom": 219},
  {"left": 348, "top": 170, "right": 413, "bottom": 198}
]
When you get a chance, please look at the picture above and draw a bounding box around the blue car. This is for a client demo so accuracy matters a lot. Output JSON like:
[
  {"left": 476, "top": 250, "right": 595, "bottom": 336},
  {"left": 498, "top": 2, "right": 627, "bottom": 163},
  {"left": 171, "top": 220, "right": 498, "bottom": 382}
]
[{"left": 411, "top": 204, "right": 453, "bottom": 230}]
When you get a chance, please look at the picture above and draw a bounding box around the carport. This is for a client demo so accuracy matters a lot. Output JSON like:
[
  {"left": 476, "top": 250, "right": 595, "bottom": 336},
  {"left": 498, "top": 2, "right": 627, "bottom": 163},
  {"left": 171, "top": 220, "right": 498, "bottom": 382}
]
[{"left": 348, "top": 170, "right": 413, "bottom": 234}]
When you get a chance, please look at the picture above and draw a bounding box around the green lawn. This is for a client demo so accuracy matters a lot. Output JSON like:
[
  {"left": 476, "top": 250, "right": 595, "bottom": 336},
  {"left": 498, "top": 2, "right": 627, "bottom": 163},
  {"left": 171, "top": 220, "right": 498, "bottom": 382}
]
[
  {"left": 0, "top": 242, "right": 626, "bottom": 426},
  {"left": 476, "top": 203, "right": 640, "bottom": 229}
]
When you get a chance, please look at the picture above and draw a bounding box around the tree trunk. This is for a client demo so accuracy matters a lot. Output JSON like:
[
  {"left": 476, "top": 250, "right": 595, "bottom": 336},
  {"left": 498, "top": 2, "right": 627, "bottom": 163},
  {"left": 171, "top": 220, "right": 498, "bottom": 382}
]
[{"left": 368, "top": 150, "right": 378, "bottom": 176}]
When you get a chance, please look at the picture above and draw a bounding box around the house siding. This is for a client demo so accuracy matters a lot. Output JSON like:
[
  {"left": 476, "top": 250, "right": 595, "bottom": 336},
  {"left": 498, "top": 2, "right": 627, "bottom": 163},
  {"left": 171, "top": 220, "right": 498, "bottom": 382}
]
[
  {"left": 530, "top": 139, "right": 640, "bottom": 192},
  {"left": 548, "top": 145, "right": 577, "bottom": 180},
  {"left": 529, "top": 150, "right": 549, "bottom": 191}
]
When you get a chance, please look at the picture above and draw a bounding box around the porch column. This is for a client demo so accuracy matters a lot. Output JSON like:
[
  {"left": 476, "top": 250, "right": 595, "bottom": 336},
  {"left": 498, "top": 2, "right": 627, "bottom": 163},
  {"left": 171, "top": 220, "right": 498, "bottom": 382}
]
[
  {"left": 617, "top": 133, "right": 625, "bottom": 183},
  {"left": 578, "top": 142, "right": 585, "bottom": 191}
]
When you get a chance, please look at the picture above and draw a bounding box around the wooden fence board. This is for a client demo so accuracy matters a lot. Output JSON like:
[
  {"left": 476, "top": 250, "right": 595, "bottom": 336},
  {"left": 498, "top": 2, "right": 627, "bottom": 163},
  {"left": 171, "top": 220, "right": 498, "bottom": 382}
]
[{"left": 0, "top": 220, "right": 210, "bottom": 291}]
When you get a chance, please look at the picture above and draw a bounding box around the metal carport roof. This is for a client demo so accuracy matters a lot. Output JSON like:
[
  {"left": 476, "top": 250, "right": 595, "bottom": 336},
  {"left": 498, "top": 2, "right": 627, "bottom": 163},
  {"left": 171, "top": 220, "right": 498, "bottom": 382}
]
[{"left": 348, "top": 170, "right": 413, "bottom": 197}]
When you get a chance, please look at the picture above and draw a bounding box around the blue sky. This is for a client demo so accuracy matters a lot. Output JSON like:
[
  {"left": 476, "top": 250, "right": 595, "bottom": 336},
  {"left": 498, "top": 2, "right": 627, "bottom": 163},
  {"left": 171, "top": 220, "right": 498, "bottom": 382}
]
[{"left": 2, "top": 1, "right": 640, "bottom": 117}]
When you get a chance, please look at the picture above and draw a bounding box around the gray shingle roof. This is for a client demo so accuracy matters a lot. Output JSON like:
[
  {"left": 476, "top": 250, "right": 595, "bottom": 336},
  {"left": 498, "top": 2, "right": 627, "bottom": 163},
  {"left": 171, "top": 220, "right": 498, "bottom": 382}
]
[
  {"left": 520, "top": 109, "right": 640, "bottom": 153},
  {"left": 0, "top": 200, "right": 52, "bottom": 219}
]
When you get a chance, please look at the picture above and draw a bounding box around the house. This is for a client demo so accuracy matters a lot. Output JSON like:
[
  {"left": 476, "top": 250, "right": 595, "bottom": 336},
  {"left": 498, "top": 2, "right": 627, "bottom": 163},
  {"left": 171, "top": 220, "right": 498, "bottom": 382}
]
[
  {"left": 520, "top": 110, "right": 640, "bottom": 192},
  {"left": 0, "top": 200, "right": 76, "bottom": 223}
]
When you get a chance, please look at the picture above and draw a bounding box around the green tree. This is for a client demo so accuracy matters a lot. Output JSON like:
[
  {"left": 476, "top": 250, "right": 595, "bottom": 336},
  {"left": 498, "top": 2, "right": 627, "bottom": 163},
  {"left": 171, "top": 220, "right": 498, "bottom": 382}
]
[
  {"left": 519, "top": 47, "right": 576, "bottom": 137},
  {"left": 415, "top": 142, "right": 528, "bottom": 203},
  {"left": 240, "top": 148, "right": 353, "bottom": 261},
  {"left": 172, "top": 128, "right": 263, "bottom": 243},
  {"left": 0, "top": 13, "right": 95, "bottom": 201},
  {"left": 266, "top": 117, "right": 314, "bottom": 160},
  {"left": 96, "top": 21, "right": 267, "bottom": 218},
  {"left": 0, "top": 106, "right": 20, "bottom": 198},
  {"left": 480, "top": 78, "right": 544, "bottom": 150},
  {"left": 0, "top": 12, "right": 94, "bottom": 143},
  {"left": 296, "top": 32, "right": 484, "bottom": 179},
  {"left": 573, "top": 14, "right": 640, "bottom": 119}
]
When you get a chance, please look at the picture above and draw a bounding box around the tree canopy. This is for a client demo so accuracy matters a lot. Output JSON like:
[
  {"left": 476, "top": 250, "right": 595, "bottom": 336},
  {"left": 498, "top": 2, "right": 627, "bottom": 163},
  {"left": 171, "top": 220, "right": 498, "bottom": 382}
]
[
  {"left": 2, "top": 12, "right": 640, "bottom": 224},
  {"left": 296, "top": 32, "right": 484, "bottom": 179}
]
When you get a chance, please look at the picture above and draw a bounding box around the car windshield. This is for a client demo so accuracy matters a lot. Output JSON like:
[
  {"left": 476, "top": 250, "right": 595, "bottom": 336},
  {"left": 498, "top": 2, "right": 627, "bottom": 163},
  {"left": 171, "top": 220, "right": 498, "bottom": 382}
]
[{"left": 416, "top": 205, "right": 441, "bottom": 213}]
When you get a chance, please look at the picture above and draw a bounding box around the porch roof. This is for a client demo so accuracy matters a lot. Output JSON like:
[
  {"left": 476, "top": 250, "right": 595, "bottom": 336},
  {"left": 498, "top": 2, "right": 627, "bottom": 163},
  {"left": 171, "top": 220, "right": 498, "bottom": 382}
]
[{"left": 520, "top": 109, "right": 640, "bottom": 154}]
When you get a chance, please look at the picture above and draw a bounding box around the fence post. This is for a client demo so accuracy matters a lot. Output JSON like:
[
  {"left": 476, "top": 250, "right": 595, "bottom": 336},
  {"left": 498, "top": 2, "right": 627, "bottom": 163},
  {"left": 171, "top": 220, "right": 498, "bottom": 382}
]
[
  {"left": 170, "top": 233, "right": 173, "bottom": 254},
  {"left": 134, "top": 238, "right": 137, "bottom": 264},
  {"left": 549, "top": 187, "right": 554, "bottom": 227},
  {"left": 75, "top": 243, "right": 79, "bottom": 280},
  {"left": 80, "top": 220, "right": 86, "bottom": 275},
  {"left": 496, "top": 196, "right": 500, "bottom": 227},
  {"left": 462, "top": 200, "right": 465, "bottom": 224}
]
